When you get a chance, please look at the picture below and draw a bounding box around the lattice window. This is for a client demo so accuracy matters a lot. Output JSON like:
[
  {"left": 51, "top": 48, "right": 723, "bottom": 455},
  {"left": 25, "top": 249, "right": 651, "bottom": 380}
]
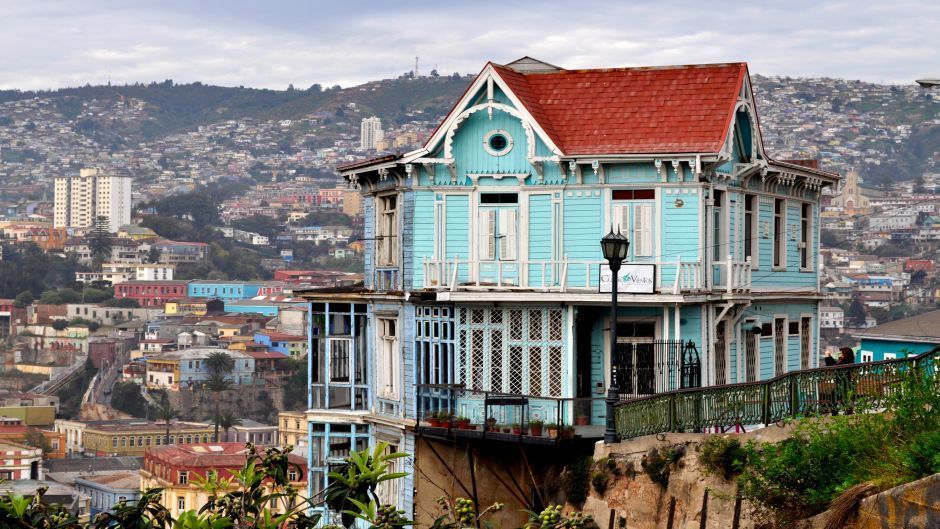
[
  {"left": 800, "top": 317, "right": 811, "bottom": 369},
  {"left": 527, "top": 346, "right": 541, "bottom": 394},
  {"left": 509, "top": 309, "right": 523, "bottom": 340},
  {"left": 745, "top": 332, "right": 757, "bottom": 382},
  {"left": 471, "top": 329, "right": 485, "bottom": 390},
  {"left": 457, "top": 329, "right": 467, "bottom": 385},
  {"left": 510, "top": 345, "right": 525, "bottom": 394},
  {"left": 457, "top": 306, "right": 566, "bottom": 397},
  {"left": 548, "top": 346, "right": 563, "bottom": 396},
  {"left": 714, "top": 321, "right": 727, "bottom": 386},
  {"left": 490, "top": 329, "right": 503, "bottom": 392}
]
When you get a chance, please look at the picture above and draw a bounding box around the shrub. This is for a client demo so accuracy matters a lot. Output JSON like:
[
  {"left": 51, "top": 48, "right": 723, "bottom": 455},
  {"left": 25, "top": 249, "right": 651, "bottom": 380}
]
[
  {"left": 591, "top": 471, "right": 609, "bottom": 495},
  {"left": 563, "top": 455, "right": 593, "bottom": 508},
  {"left": 641, "top": 447, "right": 683, "bottom": 487},
  {"left": 698, "top": 436, "right": 746, "bottom": 480}
]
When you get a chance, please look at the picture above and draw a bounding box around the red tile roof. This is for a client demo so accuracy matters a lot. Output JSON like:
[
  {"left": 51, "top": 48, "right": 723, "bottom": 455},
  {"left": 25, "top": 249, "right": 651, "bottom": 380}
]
[{"left": 491, "top": 62, "right": 747, "bottom": 155}]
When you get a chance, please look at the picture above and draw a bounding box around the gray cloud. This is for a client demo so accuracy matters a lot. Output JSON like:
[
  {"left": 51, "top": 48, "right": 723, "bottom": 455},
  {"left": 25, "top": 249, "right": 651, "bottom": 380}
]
[{"left": 0, "top": 0, "right": 938, "bottom": 90}]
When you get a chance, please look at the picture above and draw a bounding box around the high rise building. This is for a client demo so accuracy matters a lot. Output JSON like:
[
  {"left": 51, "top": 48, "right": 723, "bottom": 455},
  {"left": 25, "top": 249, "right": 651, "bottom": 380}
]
[
  {"left": 54, "top": 168, "right": 132, "bottom": 232},
  {"left": 359, "top": 116, "right": 384, "bottom": 150}
]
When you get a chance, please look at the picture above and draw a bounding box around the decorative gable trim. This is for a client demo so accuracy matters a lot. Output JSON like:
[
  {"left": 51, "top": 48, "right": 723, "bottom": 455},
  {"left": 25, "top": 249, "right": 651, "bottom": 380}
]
[{"left": 424, "top": 64, "right": 564, "bottom": 159}]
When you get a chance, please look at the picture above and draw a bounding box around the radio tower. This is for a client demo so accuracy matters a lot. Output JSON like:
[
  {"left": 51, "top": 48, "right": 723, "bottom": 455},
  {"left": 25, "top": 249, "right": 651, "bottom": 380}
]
[{"left": 414, "top": 56, "right": 420, "bottom": 78}]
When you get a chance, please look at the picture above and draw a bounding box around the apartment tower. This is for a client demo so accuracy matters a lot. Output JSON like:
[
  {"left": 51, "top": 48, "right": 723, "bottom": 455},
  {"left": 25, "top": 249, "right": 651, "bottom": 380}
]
[{"left": 54, "top": 168, "right": 131, "bottom": 232}]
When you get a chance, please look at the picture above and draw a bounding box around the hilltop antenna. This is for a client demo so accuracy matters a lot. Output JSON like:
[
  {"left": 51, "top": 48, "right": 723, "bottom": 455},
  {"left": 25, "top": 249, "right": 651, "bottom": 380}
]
[{"left": 414, "top": 56, "right": 419, "bottom": 78}]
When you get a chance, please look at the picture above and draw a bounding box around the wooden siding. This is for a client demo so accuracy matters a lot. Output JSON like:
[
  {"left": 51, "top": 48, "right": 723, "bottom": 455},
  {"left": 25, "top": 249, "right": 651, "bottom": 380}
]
[
  {"left": 444, "top": 194, "right": 470, "bottom": 284},
  {"left": 528, "top": 194, "right": 553, "bottom": 284},
  {"left": 410, "top": 191, "right": 434, "bottom": 289},
  {"left": 563, "top": 190, "right": 604, "bottom": 287},
  {"left": 451, "top": 108, "right": 532, "bottom": 184}
]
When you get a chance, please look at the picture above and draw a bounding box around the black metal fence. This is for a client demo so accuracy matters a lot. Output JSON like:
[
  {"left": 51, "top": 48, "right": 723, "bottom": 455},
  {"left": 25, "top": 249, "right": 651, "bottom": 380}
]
[{"left": 613, "top": 340, "right": 700, "bottom": 399}]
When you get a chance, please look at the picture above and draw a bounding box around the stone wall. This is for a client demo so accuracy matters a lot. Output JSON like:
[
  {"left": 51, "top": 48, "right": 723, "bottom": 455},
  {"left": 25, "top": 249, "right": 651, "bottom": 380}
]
[{"left": 166, "top": 384, "right": 283, "bottom": 425}]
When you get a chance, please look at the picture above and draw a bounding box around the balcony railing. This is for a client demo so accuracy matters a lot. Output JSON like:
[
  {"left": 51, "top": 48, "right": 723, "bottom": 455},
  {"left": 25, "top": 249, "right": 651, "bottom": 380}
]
[
  {"left": 416, "top": 384, "right": 605, "bottom": 442},
  {"left": 423, "top": 257, "right": 751, "bottom": 293},
  {"left": 614, "top": 349, "right": 939, "bottom": 440}
]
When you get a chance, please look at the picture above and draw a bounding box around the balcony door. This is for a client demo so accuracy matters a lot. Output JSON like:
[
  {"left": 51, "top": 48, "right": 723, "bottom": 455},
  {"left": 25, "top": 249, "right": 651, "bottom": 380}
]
[{"left": 477, "top": 193, "right": 518, "bottom": 285}]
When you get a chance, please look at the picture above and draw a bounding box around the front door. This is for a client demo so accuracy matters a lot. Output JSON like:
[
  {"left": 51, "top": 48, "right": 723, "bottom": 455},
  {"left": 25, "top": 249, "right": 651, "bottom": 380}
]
[{"left": 614, "top": 322, "right": 656, "bottom": 399}]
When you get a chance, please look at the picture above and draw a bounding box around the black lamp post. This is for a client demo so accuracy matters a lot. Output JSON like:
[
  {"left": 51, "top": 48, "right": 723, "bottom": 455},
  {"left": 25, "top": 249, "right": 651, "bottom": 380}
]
[{"left": 601, "top": 229, "right": 630, "bottom": 444}]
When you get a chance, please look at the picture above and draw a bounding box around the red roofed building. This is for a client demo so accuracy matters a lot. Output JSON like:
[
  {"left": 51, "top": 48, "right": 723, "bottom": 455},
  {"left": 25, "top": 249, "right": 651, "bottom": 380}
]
[
  {"left": 140, "top": 443, "right": 306, "bottom": 518},
  {"left": 115, "top": 280, "right": 190, "bottom": 308}
]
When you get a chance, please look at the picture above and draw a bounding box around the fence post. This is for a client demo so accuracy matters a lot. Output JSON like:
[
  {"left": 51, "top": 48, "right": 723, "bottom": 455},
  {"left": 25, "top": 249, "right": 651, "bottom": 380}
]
[
  {"left": 669, "top": 393, "right": 677, "bottom": 432},
  {"left": 789, "top": 375, "right": 799, "bottom": 416},
  {"left": 761, "top": 383, "right": 770, "bottom": 426}
]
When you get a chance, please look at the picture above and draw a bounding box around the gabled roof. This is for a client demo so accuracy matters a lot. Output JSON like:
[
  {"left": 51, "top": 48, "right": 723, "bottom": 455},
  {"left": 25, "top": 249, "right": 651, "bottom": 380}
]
[
  {"left": 489, "top": 62, "right": 748, "bottom": 155},
  {"left": 857, "top": 310, "right": 940, "bottom": 342}
]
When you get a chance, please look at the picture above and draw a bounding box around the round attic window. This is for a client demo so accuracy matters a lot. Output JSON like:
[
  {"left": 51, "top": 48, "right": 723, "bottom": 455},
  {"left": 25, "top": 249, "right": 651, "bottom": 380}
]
[{"left": 483, "top": 130, "right": 513, "bottom": 156}]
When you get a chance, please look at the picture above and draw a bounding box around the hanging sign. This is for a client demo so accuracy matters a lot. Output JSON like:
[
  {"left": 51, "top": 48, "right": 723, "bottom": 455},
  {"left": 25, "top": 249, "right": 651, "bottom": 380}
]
[{"left": 598, "top": 264, "right": 656, "bottom": 294}]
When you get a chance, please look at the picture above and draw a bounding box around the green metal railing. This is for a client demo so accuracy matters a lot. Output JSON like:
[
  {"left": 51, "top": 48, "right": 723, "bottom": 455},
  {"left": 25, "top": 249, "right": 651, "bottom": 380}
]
[{"left": 614, "top": 350, "right": 939, "bottom": 440}]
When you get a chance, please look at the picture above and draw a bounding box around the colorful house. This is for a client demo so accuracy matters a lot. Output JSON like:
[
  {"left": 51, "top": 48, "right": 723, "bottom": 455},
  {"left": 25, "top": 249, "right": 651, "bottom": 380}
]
[
  {"left": 302, "top": 57, "right": 839, "bottom": 520},
  {"left": 856, "top": 309, "right": 940, "bottom": 361},
  {"left": 252, "top": 331, "right": 306, "bottom": 358}
]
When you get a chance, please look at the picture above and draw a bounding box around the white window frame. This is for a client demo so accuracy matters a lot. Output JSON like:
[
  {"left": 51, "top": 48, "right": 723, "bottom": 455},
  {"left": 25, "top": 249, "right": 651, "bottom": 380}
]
[
  {"left": 611, "top": 200, "right": 655, "bottom": 259},
  {"left": 177, "top": 496, "right": 185, "bottom": 512},
  {"left": 773, "top": 198, "right": 787, "bottom": 270},
  {"left": 744, "top": 194, "right": 759, "bottom": 269},
  {"left": 800, "top": 202, "right": 812, "bottom": 272},
  {"left": 478, "top": 205, "right": 518, "bottom": 262},
  {"left": 376, "top": 317, "right": 400, "bottom": 400},
  {"left": 179, "top": 471, "right": 188, "bottom": 485},
  {"left": 376, "top": 193, "right": 398, "bottom": 267}
]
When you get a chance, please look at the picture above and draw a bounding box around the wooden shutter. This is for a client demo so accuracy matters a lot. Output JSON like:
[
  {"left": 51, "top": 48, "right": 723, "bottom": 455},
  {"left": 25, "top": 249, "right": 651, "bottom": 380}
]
[
  {"left": 499, "top": 208, "right": 517, "bottom": 260},
  {"left": 479, "top": 209, "right": 496, "bottom": 260},
  {"left": 634, "top": 204, "right": 653, "bottom": 256},
  {"left": 613, "top": 204, "right": 630, "bottom": 233}
]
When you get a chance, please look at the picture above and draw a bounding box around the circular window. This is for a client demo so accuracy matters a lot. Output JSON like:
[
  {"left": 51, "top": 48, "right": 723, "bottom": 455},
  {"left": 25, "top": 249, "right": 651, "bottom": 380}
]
[{"left": 483, "top": 130, "right": 513, "bottom": 156}]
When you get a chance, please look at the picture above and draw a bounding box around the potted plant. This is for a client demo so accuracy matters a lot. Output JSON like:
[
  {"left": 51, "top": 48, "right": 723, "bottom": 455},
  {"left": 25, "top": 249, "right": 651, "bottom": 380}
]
[
  {"left": 426, "top": 412, "right": 442, "bottom": 428},
  {"left": 485, "top": 417, "right": 498, "bottom": 432},
  {"left": 547, "top": 423, "right": 560, "bottom": 438},
  {"left": 512, "top": 423, "right": 527, "bottom": 435},
  {"left": 456, "top": 416, "right": 471, "bottom": 430},
  {"left": 560, "top": 425, "right": 576, "bottom": 439},
  {"left": 501, "top": 424, "right": 511, "bottom": 434},
  {"left": 440, "top": 412, "right": 453, "bottom": 429},
  {"left": 529, "top": 420, "right": 544, "bottom": 437},
  {"left": 574, "top": 414, "right": 590, "bottom": 426}
]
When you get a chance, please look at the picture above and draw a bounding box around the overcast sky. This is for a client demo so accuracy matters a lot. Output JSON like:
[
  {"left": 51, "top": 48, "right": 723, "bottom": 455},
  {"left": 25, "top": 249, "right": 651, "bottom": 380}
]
[{"left": 2, "top": 0, "right": 938, "bottom": 91}]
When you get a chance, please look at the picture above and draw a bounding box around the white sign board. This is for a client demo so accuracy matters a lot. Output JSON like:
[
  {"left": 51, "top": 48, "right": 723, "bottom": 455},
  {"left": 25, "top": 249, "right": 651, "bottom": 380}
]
[{"left": 598, "top": 264, "right": 656, "bottom": 294}]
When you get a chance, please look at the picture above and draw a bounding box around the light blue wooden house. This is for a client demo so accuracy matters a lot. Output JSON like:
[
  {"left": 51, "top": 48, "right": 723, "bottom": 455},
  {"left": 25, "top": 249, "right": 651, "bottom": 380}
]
[{"left": 300, "top": 57, "right": 839, "bottom": 521}]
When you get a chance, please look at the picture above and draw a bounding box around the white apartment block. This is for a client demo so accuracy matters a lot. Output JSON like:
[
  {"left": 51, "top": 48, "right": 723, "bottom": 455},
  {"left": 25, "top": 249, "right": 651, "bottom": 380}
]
[
  {"left": 819, "top": 306, "right": 844, "bottom": 330},
  {"left": 75, "top": 263, "right": 176, "bottom": 284},
  {"left": 360, "top": 116, "right": 384, "bottom": 150},
  {"left": 54, "top": 168, "right": 132, "bottom": 232}
]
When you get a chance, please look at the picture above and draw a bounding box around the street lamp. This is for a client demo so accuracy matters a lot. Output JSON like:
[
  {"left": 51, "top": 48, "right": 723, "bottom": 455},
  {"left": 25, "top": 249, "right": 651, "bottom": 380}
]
[{"left": 600, "top": 229, "right": 629, "bottom": 444}]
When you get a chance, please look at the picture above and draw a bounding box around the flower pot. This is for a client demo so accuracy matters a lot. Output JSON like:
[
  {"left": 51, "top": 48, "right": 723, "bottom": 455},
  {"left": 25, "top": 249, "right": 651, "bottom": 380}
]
[
  {"left": 501, "top": 427, "right": 511, "bottom": 433},
  {"left": 457, "top": 421, "right": 471, "bottom": 430},
  {"left": 427, "top": 418, "right": 442, "bottom": 428},
  {"left": 547, "top": 428, "right": 559, "bottom": 439},
  {"left": 441, "top": 420, "right": 452, "bottom": 429},
  {"left": 574, "top": 416, "right": 589, "bottom": 426},
  {"left": 512, "top": 426, "right": 526, "bottom": 435},
  {"left": 530, "top": 425, "right": 543, "bottom": 437}
]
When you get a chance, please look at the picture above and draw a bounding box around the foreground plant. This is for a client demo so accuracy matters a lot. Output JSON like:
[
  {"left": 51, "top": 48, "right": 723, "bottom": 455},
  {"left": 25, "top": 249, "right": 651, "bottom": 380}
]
[
  {"left": 324, "top": 441, "right": 409, "bottom": 528},
  {"left": 430, "top": 496, "right": 504, "bottom": 529},
  {"left": 524, "top": 505, "right": 595, "bottom": 529}
]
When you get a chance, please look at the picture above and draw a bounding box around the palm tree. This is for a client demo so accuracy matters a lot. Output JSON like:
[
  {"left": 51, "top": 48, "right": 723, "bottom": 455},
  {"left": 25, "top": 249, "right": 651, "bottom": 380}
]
[
  {"left": 216, "top": 411, "right": 243, "bottom": 442},
  {"left": 203, "top": 373, "right": 232, "bottom": 442},
  {"left": 205, "top": 351, "right": 235, "bottom": 376},
  {"left": 154, "top": 401, "right": 180, "bottom": 446}
]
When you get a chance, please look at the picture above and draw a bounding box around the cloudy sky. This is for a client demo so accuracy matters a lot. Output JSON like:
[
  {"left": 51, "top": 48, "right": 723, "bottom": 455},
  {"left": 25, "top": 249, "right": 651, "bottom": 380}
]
[{"left": 2, "top": 0, "right": 938, "bottom": 90}]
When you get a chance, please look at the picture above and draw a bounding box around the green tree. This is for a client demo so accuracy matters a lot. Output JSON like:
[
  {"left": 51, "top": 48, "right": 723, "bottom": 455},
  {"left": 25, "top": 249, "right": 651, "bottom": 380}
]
[
  {"left": 203, "top": 373, "right": 232, "bottom": 442},
  {"left": 89, "top": 215, "right": 112, "bottom": 263},
  {"left": 22, "top": 428, "right": 52, "bottom": 458},
  {"left": 205, "top": 352, "right": 235, "bottom": 376},
  {"left": 216, "top": 411, "right": 243, "bottom": 442},
  {"left": 154, "top": 400, "right": 180, "bottom": 446},
  {"left": 846, "top": 296, "right": 868, "bottom": 327},
  {"left": 13, "top": 290, "right": 33, "bottom": 308},
  {"left": 147, "top": 246, "right": 161, "bottom": 264}
]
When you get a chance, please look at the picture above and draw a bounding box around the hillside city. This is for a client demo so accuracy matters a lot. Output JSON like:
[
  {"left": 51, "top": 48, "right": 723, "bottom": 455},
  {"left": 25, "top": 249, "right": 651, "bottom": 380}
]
[{"left": 1, "top": 59, "right": 939, "bottom": 529}]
